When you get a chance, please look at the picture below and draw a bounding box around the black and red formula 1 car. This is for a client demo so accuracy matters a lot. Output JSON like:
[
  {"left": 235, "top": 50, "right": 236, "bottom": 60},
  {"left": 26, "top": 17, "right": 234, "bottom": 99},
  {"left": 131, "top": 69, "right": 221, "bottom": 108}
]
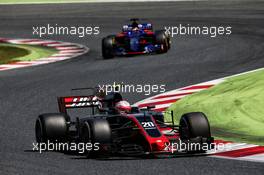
[
  {"left": 35, "top": 91, "right": 214, "bottom": 157},
  {"left": 102, "top": 18, "right": 171, "bottom": 59}
]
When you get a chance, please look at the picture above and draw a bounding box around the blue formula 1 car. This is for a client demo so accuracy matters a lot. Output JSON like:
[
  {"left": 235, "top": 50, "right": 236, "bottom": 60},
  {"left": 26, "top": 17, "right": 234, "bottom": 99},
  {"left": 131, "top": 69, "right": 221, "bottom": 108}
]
[{"left": 102, "top": 19, "right": 171, "bottom": 59}]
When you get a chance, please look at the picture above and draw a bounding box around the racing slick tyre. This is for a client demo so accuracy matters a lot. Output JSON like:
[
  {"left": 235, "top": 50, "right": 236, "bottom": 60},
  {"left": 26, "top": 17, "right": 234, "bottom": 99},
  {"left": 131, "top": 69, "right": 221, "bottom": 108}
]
[
  {"left": 81, "top": 119, "right": 112, "bottom": 157},
  {"left": 102, "top": 35, "right": 115, "bottom": 59},
  {"left": 155, "top": 30, "right": 169, "bottom": 54},
  {"left": 35, "top": 113, "right": 68, "bottom": 143},
  {"left": 81, "top": 119, "right": 111, "bottom": 143},
  {"left": 179, "top": 112, "right": 212, "bottom": 152},
  {"left": 164, "top": 31, "right": 171, "bottom": 50}
]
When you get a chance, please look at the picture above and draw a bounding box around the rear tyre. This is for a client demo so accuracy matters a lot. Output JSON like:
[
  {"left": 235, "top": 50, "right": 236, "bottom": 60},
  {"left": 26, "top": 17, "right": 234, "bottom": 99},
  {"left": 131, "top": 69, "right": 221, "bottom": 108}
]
[
  {"left": 102, "top": 35, "right": 115, "bottom": 59},
  {"left": 35, "top": 113, "right": 68, "bottom": 143},
  {"left": 155, "top": 30, "right": 169, "bottom": 54}
]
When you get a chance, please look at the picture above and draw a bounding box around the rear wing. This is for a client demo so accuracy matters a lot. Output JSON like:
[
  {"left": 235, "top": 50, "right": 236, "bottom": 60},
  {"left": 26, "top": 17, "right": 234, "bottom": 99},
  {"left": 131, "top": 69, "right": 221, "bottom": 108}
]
[{"left": 57, "top": 95, "right": 100, "bottom": 114}]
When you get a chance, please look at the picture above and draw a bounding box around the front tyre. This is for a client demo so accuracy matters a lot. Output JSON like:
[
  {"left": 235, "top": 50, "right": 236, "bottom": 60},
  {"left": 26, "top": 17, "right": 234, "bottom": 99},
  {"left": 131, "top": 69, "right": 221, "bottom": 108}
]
[
  {"left": 102, "top": 35, "right": 115, "bottom": 59},
  {"left": 82, "top": 119, "right": 112, "bottom": 144},
  {"left": 81, "top": 119, "right": 112, "bottom": 157},
  {"left": 179, "top": 112, "right": 213, "bottom": 152},
  {"left": 155, "top": 30, "right": 169, "bottom": 54}
]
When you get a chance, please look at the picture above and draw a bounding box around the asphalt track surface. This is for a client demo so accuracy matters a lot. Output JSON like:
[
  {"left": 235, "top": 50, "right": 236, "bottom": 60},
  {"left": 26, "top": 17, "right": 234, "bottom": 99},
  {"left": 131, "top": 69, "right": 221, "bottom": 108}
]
[{"left": 1, "top": 1, "right": 264, "bottom": 175}]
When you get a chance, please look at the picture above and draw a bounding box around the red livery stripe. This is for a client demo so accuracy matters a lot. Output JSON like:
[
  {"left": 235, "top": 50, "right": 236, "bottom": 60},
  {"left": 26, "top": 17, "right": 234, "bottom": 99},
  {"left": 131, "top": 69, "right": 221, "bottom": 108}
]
[
  {"left": 127, "top": 51, "right": 144, "bottom": 55},
  {"left": 64, "top": 97, "right": 74, "bottom": 103}
]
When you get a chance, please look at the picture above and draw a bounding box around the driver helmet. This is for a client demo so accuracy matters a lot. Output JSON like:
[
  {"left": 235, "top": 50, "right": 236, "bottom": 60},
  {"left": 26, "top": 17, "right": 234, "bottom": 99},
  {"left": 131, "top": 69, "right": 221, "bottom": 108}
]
[
  {"left": 132, "top": 21, "right": 139, "bottom": 31},
  {"left": 115, "top": 100, "right": 131, "bottom": 114},
  {"left": 132, "top": 21, "right": 138, "bottom": 28},
  {"left": 132, "top": 26, "right": 139, "bottom": 31}
]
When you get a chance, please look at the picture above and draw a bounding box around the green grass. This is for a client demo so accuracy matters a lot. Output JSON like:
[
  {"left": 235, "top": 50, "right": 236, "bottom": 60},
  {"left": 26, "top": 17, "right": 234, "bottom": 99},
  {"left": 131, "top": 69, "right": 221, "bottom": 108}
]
[
  {"left": 165, "top": 69, "right": 264, "bottom": 145},
  {"left": 0, "top": 43, "right": 57, "bottom": 64}
]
